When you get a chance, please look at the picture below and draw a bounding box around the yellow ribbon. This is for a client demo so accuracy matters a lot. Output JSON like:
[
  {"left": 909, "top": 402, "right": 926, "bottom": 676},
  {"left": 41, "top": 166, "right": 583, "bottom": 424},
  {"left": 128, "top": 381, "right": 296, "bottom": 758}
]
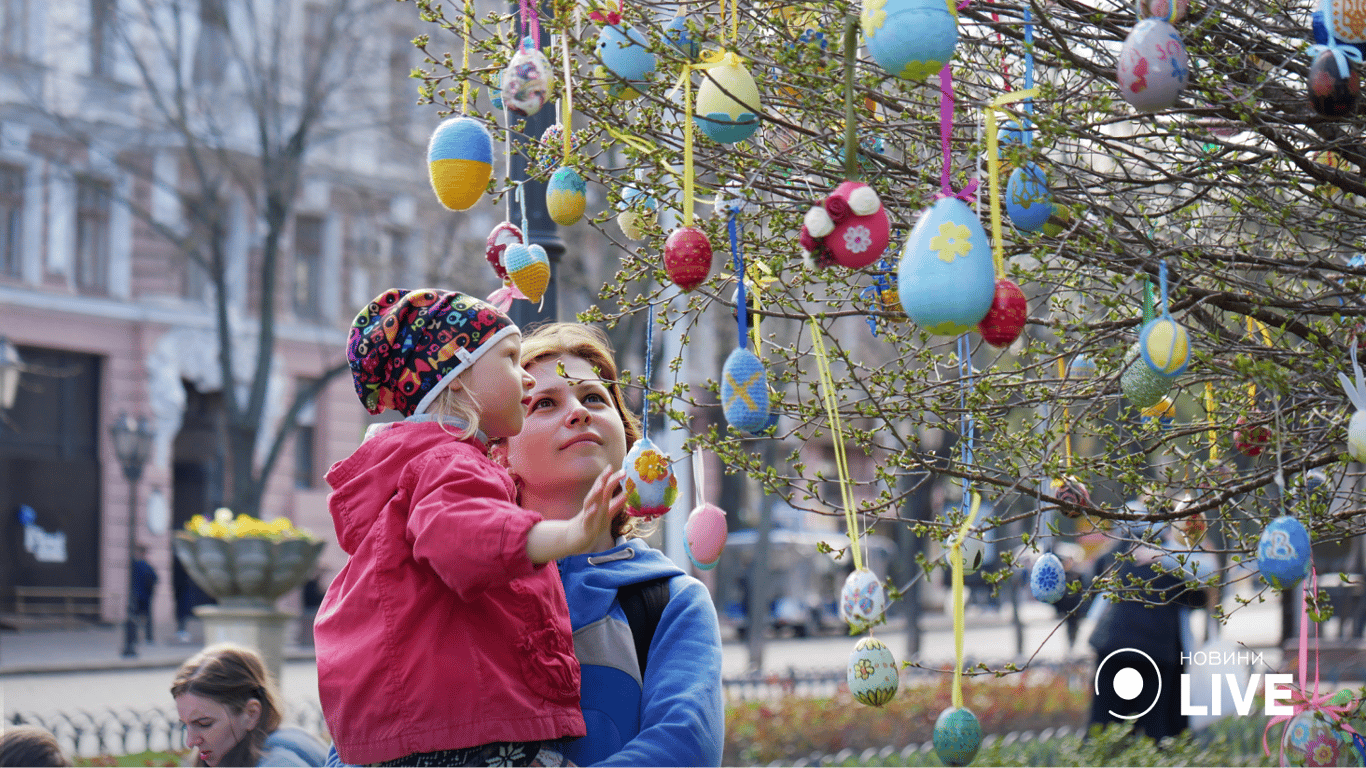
[
  {"left": 810, "top": 318, "right": 861, "bottom": 572},
  {"left": 1057, "top": 358, "right": 1072, "bottom": 468},
  {"left": 985, "top": 88, "right": 1039, "bottom": 277},
  {"left": 461, "top": 0, "right": 473, "bottom": 114},
  {"left": 604, "top": 125, "right": 656, "bottom": 154},
  {"left": 561, "top": 26, "right": 573, "bottom": 162},
  {"left": 951, "top": 492, "right": 981, "bottom": 710},
  {"left": 1206, "top": 382, "right": 1218, "bottom": 464},
  {"left": 668, "top": 50, "right": 746, "bottom": 226},
  {"left": 1245, "top": 317, "right": 1273, "bottom": 403}
]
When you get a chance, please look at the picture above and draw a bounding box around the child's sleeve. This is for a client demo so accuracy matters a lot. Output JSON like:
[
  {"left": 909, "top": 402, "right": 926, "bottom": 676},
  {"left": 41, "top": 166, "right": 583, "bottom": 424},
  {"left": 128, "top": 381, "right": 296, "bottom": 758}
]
[{"left": 405, "top": 452, "right": 544, "bottom": 600}]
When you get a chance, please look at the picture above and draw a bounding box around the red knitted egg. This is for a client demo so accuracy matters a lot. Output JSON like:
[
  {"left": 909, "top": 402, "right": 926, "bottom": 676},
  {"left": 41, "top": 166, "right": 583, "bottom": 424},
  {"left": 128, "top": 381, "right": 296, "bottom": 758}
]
[
  {"left": 1234, "top": 412, "right": 1271, "bottom": 456},
  {"left": 664, "top": 226, "right": 713, "bottom": 291},
  {"left": 978, "top": 279, "right": 1027, "bottom": 347},
  {"left": 485, "top": 221, "right": 523, "bottom": 281}
]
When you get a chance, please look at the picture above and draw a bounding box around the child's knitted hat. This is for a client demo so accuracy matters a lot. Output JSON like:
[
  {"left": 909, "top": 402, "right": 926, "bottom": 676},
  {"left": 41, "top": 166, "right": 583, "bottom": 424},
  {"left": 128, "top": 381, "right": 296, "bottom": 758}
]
[{"left": 347, "top": 288, "right": 518, "bottom": 417}]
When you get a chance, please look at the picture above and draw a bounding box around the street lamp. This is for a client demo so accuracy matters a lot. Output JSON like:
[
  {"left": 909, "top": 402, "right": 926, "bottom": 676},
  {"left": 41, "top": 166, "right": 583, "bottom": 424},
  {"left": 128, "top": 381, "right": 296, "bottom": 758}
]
[
  {"left": 110, "top": 413, "right": 154, "bottom": 658},
  {"left": 0, "top": 337, "right": 24, "bottom": 410}
]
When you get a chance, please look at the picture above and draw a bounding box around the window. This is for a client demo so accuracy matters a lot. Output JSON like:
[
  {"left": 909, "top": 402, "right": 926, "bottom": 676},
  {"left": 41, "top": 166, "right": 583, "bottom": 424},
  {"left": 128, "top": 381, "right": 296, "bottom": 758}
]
[
  {"left": 193, "top": 0, "right": 230, "bottom": 86},
  {"left": 2, "top": 0, "right": 28, "bottom": 58},
  {"left": 90, "top": 0, "right": 117, "bottom": 77},
  {"left": 293, "top": 215, "right": 323, "bottom": 318},
  {"left": 0, "top": 165, "right": 22, "bottom": 278},
  {"left": 293, "top": 378, "right": 318, "bottom": 488},
  {"left": 75, "top": 177, "right": 111, "bottom": 292}
]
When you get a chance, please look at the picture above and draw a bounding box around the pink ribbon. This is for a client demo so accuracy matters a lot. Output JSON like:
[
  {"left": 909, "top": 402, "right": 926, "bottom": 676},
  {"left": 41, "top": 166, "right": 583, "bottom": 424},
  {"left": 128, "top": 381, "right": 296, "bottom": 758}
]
[
  {"left": 935, "top": 64, "right": 978, "bottom": 204},
  {"left": 1262, "top": 566, "right": 1361, "bottom": 763},
  {"left": 519, "top": 0, "right": 540, "bottom": 49},
  {"left": 487, "top": 280, "right": 528, "bottom": 313}
]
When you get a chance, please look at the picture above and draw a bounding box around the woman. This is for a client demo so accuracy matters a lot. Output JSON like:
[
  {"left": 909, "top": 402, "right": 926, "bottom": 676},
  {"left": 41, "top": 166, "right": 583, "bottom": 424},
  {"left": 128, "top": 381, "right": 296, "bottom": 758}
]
[
  {"left": 172, "top": 643, "right": 327, "bottom": 767},
  {"left": 499, "top": 322, "right": 724, "bottom": 767},
  {"left": 0, "top": 725, "right": 71, "bottom": 767}
]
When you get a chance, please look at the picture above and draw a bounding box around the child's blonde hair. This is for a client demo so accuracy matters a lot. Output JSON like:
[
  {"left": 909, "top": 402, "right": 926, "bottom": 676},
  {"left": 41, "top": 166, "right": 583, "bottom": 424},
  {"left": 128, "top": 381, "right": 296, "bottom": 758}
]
[{"left": 428, "top": 371, "right": 485, "bottom": 440}]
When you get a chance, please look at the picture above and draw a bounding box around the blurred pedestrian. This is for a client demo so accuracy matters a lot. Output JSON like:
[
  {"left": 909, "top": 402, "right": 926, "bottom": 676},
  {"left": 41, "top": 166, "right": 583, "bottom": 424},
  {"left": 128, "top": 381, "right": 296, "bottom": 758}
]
[
  {"left": 131, "top": 544, "right": 158, "bottom": 643},
  {"left": 0, "top": 725, "right": 71, "bottom": 767},
  {"left": 1051, "top": 546, "right": 1090, "bottom": 654}
]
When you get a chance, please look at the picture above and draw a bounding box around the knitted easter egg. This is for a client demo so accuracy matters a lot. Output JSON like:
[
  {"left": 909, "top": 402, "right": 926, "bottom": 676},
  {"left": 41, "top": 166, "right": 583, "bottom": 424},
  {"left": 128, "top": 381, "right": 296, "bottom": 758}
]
[
  {"left": 1005, "top": 163, "right": 1055, "bottom": 233},
  {"left": 839, "top": 568, "right": 888, "bottom": 632},
  {"left": 1030, "top": 552, "right": 1067, "bottom": 604},
  {"left": 621, "top": 437, "right": 679, "bottom": 520},
  {"left": 503, "top": 39, "right": 554, "bottom": 117},
  {"left": 664, "top": 226, "right": 713, "bottom": 291},
  {"left": 532, "top": 124, "right": 575, "bottom": 180},
  {"left": 695, "top": 56, "right": 761, "bottom": 144},
  {"left": 664, "top": 14, "right": 702, "bottom": 60},
  {"left": 847, "top": 636, "right": 899, "bottom": 707},
  {"left": 503, "top": 243, "right": 550, "bottom": 304},
  {"left": 1281, "top": 710, "right": 1355, "bottom": 767},
  {"left": 862, "top": 0, "right": 959, "bottom": 81},
  {"left": 1308, "top": 49, "right": 1361, "bottom": 118},
  {"left": 685, "top": 502, "right": 727, "bottom": 570},
  {"left": 546, "top": 166, "right": 587, "bottom": 226},
  {"left": 799, "top": 181, "right": 890, "bottom": 269},
  {"left": 1122, "top": 343, "right": 1172, "bottom": 409},
  {"left": 595, "top": 23, "right": 655, "bottom": 99},
  {"left": 933, "top": 707, "right": 983, "bottom": 767},
  {"left": 1140, "top": 396, "right": 1176, "bottom": 430},
  {"left": 1139, "top": 0, "right": 1188, "bottom": 22},
  {"left": 1349, "top": 410, "right": 1366, "bottom": 462},
  {"left": 1068, "top": 354, "right": 1098, "bottom": 379},
  {"left": 1139, "top": 316, "right": 1190, "bottom": 376},
  {"left": 617, "top": 187, "right": 657, "bottom": 240},
  {"left": 1234, "top": 411, "right": 1272, "bottom": 456},
  {"left": 1052, "top": 476, "right": 1092, "bottom": 519},
  {"left": 978, "top": 278, "right": 1027, "bottom": 348},
  {"left": 1331, "top": 0, "right": 1366, "bottom": 42},
  {"left": 427, "top": 117, "right": 493, "bottom": 212},
  {"left": 721, "top": 347, "right": 771, "bottom": 435},
  {"left": 1257, "top": 515, "right": 1311, "bottom": 590},
  {"left": 489, "top": 69, "right": 504, "bottom": 110},
  {"left": 485, "top": 221, "right": 523, "bottom": 281},
  {"left": 898, "top": 197, "right": 995, "bottom": 336},
  {"left": 1117, "top": 19, "right": 1189, "bottom": 112}
]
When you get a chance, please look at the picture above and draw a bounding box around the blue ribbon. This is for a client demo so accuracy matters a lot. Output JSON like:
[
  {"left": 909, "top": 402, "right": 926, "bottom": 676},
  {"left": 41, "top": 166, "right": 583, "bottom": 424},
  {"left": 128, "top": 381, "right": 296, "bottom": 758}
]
[
  {"left": 1023, "top": 6, "right": 1035, "bottom": 146},
  {"left": 730, "top": 211, "right": 747, "bottom": 349},
  {"left": 1308, "top": 41, "right": 1363, "bottom": 78},
  {"left": 958, "top": 334, "right": 975, "bottom": 513}
]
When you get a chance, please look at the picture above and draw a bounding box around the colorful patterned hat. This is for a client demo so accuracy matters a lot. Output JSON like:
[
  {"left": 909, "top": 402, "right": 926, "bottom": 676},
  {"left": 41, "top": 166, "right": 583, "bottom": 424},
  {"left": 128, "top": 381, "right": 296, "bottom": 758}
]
[{"left": 347, "top": 288, "right": 518, "bottom": 417}]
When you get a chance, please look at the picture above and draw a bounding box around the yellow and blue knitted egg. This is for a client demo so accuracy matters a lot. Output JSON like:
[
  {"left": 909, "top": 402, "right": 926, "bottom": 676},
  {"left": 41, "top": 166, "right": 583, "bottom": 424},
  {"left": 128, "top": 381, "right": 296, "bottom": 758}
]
[
  {"left": 695, "top": 56, "right": 761, "bottom": 144},
  {"left": 861, "top": 0, "right": 959, "bottom": 81},
  {"left": 502, "top": 242, "right": 550, "bottom": 304},
  {"left": 622, "top": 437, "right": 679, "bottom": 520},
  {"left": 933, "top": 707, "right": 982, "bottom": 767},
  {"left": 595, "top": 23, "right": 655, "bottom": 99},
  {"left": 897, "top": 197, "right": 994, "bottom": 336},
  {"left": 721, "top": 347, "right": 771, "bottom": 435},
  {"left": 1139, "top": 315, "right": 1190, "bottom": 376},
  {"left": 1257, "top": 515, "right": 1311, "bottom": 590},
  {"left": 546, "top": 166, "right": 587, "bottom": 226},
  {"left": 847, "top": 637, "right": 899, "bottom": 707},
  {"left": 1030, "top": 552, "right": 1067, "bottom": 604},
  {"left": 1005, "top": 163, "right": 1055, "bottom": 233},
  {"left": 427, "top": 117, "right": 493, "bottom": 212}
]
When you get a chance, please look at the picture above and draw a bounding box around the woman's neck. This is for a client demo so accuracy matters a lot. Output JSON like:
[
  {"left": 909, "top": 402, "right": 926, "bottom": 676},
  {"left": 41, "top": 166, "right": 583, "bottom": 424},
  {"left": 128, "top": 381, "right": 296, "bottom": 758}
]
[{"left": 521, "top": 481, "right": 616, "bottom": 554}]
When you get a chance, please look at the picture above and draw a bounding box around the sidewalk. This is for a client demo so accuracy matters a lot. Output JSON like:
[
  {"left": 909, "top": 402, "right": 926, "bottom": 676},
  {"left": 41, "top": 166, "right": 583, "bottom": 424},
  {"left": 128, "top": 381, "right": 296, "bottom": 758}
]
[{"left": 0, "top": 622, "right": 318, "bottom": 676}]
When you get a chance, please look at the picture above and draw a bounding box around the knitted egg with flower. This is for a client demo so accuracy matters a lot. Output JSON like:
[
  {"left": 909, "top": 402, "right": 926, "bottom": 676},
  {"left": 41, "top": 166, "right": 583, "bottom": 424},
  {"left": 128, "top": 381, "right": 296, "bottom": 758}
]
[
  {"left": 621, "top": 437, "right": 679, "bottom": 519},
  {"left": 800, "top": 182, "right": 889, "bottom": 270}
]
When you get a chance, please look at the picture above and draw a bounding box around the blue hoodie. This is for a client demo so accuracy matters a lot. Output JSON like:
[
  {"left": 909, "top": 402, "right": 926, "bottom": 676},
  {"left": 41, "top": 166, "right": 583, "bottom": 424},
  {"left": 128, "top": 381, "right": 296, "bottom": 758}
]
[{"left": 559, "top": 538, "right": 725, "bottom": 767}]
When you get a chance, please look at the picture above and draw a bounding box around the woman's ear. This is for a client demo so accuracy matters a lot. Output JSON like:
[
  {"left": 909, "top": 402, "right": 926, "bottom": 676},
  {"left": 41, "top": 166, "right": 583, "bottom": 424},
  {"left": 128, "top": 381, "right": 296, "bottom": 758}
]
[{"left": 243, "top": 698, "right": 262, "bottom": 731}]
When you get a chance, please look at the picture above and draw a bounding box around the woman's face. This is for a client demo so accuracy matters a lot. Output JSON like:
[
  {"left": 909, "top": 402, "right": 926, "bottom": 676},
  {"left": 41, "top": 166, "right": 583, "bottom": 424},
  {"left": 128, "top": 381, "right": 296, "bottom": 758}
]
[
  {"left": 176, "top": 692, "right": 259, "bottom": 767},
  {"left": 507, "top": 355, "right": 627, "bottom": 515}
]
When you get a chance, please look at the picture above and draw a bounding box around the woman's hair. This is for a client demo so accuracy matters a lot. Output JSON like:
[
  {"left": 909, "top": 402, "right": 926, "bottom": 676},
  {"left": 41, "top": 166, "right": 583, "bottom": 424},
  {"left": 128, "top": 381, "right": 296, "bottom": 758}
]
[
  {"left": 519, "top": 322, "right": 645, "bottom": 539},
  {"left": 170, "top": 643, "right": 283, "bottom": 767},
  {"left": 0, "top": 725, "right": 71, "bottom": 767}
]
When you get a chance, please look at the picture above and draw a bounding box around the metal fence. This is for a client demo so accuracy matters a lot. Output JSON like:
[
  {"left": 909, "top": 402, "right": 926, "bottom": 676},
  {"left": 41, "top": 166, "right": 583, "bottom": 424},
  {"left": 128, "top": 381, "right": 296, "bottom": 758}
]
[{"left": 720, "top": 658, "right": 1093, "bottom": 702}]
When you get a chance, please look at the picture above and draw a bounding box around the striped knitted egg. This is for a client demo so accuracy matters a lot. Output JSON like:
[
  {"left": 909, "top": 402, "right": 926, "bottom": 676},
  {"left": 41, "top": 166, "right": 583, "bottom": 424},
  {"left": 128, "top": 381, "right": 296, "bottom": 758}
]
[
  {"left": 503, "top": 243, "right": 550, "bottom": 304},
  {"left": 427, "top": 117, "right": 493, "bottom": 212},
  {"left": 721, "top": 347, "right": 771, "bottom": 435},
  {"left": 1121, "top": 343, "right": 1171, "bottom": 408},
  {"left": 1139, "top": 316, "right": 1190, "bottom": 376},
  {"left": 848, "top": 636, "right": 899, "bottom": 707},
  {"left": 685, "top": 502, "right": 728, "bottom": 570},
  {"left": 546, "top": 166, "right": 587, "bottom": 226},
  {"left": 621, "top": 437, "right": 679, "bottom": 519}
]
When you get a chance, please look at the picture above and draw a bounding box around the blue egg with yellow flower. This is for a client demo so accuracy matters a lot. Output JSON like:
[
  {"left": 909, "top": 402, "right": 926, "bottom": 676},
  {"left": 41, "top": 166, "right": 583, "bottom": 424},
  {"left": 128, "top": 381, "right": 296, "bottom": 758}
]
[
  {"left": 861, "top": 0, "right": 959, "bottom": 81},
  {"left": 897, "top": 197, "right": 994, "bottom": 335}
]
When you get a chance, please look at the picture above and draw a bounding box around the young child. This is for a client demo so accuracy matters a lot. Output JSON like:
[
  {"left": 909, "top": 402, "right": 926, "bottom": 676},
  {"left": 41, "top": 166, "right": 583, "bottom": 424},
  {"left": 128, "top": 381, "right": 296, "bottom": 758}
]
[{"left": 316, "top": 288, "right": 624, "bottom": 767}]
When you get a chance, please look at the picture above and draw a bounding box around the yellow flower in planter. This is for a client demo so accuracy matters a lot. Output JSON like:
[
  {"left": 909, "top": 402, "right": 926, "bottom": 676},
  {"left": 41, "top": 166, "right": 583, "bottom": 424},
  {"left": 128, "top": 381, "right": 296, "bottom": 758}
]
[{"left": 183, "top": 507, "right": 316, "bottom": 541}]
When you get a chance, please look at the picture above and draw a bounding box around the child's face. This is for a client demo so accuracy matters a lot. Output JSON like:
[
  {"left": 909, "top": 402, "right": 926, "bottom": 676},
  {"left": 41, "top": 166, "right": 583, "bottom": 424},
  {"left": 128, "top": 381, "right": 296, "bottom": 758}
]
[{"left": 460, "top": 334, "right": 536, "bottom": 439}]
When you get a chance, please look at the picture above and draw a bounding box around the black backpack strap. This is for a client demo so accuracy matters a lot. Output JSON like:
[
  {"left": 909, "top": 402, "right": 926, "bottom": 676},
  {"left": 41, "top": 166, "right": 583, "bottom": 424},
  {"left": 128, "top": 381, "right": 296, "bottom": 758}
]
[{"left": 617, "top": 576, "right": 673, "bottom": 678}]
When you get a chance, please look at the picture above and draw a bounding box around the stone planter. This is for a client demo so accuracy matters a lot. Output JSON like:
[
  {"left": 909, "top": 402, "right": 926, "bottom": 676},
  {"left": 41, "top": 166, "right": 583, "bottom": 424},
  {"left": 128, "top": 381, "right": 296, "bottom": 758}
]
[
  {"left": 173, "top": 534, "right": 324, "bottom": 683},
  {"left": 173, "top": 533, "right": 324, "bottom": 608}
]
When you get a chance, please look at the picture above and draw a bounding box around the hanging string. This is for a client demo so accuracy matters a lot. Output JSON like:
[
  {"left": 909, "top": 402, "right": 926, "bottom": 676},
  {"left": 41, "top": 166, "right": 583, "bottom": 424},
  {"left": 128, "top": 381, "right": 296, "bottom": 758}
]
[
  {"left": 843, "top": 15, "right": 859, "bottom": 181},
  {"left": 985, "top": 89, "right": 1038, "bottom": 277},
  {"left": 1142, "top": 277, "right": 1155, "bottom": 324},
  {"left": 811, "top": 318, "right": 862, "bottom": 572},
  {"left": 731, "top": 210, "right": 748, "bottom": 349},
  {"left": 461, "top": 0, "right": 473, "bottom": 114},
  {"left": 693, "top": 446, "right": 707, "bottom": 509},
  {"left": 951, "top": 492, "right": 982, "bottom": 710},
  {"left": 957, "top": 334, "right": 975, "bottom": 506},
  {"left": 642, "top": 302, "right": 654, "bottom": 442},
  {"left": 1246, "top": 316, "right": 1273, "bottom": 405},
  {"left": 560, "top": 21, "right": 573, "bottom": 162}
]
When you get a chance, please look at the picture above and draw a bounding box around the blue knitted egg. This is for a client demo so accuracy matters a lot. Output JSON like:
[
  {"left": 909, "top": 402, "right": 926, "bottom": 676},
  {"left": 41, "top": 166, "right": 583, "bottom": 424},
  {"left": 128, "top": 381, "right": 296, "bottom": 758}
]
[
  {"left": 1257, "top": 515, "right": 1311, "bottom": 590},
  {"left": 546, "top": 166, "right": 587, "bottom": 226},
  {"left": 1005, "top": 163, "right": 1055, "bottom": 233},
  {"left": 933, "top": 707, "right": 982, "bottom": 767},
  {"left": 721, "top": 347, "right": 771, "bottom": 435},
  {"left": 1030, "top": 552, "right": 1067, "bottom": 604},
  {"left": 862, "top": 0, "right": 959, "bottom": 81}
]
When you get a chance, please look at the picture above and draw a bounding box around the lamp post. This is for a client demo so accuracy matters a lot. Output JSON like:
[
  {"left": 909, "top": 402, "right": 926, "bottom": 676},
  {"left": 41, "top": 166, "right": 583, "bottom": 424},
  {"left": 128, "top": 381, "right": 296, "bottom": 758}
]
[
  {"left": 110, "top": 413, "right": 154, "bottom": 658},
  {"left": 0, "top": 337, "right": 24, "bottom": 410}
]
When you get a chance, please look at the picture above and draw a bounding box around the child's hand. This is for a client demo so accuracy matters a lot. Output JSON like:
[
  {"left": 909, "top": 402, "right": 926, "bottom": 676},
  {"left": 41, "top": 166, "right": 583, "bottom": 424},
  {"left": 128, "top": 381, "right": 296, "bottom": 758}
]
[{"left": 525, "top": 467, "right": 627, "bottom": 564}]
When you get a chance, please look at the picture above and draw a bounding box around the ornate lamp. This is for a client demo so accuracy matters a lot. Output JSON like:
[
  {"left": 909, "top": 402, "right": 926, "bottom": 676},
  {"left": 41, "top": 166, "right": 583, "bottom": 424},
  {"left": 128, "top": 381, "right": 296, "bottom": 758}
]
[{"left": 110, "top": 413, "right": 154, "bottom": 657}]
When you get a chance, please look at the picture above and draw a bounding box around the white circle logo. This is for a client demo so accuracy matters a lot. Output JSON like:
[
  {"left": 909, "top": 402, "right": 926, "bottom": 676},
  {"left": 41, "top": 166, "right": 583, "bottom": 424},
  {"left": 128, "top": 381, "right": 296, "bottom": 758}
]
[{"left": 1095, "top": 648, "right": 1162, "bottom": 720}]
